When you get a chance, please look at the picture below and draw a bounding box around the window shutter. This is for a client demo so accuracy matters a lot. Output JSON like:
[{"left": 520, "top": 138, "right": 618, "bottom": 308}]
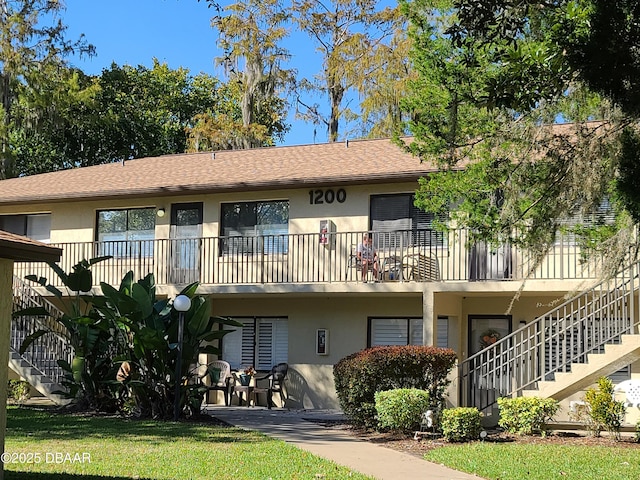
[
  {"left": 609, "top": 366, "right": 631, "bottom": 384},
  {"left": 256, "top": 320, "right": 273, "bottom": 370},
  {"left": 370, "top": 195, "right": 412, "bottom": 229},
  {"left": 222, "top": 317, "right": 288, "bottom": 371},
  {"left": 371, "top": 318, "right": 409, "bottom": 346},
  {"left": 255, "top": 318, "right": 288, "bottom": 369},
  {"left": 241, "top": 321, "right": 256, "bottom": 367},
  {"left": 370, "top": 195, "right": 411, "bottom": 249},
  {"left": 272, "top": 318, "right": 289, "bottom": 365},
  {"left": 437, "top": 316, "right": 449, "bottom": 348},
  {"left": 410, "top": 319, "right": 423, "bottom": 345},
  {"left": 371, "top": 194, "right": 445, "bottom": 248},
  {"left": 222, "top": 326, "right": 243, "bottom": 370}
]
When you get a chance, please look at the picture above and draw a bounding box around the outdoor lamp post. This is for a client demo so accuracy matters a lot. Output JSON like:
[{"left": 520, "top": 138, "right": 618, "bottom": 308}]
[{"left": 173, "top": 294, "right": 191, "bottom": 421}]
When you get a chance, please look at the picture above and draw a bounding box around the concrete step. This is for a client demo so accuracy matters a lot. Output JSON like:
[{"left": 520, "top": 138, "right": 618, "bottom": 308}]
[
  {"left": 8, "top": 350, "right": 69, "bottom": 406},
  {"left": 523, "top": 334, "right": 640, "bottom": 399}
]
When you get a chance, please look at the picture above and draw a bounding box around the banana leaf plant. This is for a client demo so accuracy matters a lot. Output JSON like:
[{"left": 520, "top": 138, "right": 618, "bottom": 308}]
[
  {"left": 91, "top": 271, "right": 241, "bottom": 419},
  {"left": 14, "top": 256, "right": 120, "bottom": 411}
]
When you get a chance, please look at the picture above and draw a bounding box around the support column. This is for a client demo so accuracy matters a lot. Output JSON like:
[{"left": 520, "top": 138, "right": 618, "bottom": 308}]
[
  {"left": 0, "top": 259, "right": 14, "bottom": 480},
  {"left": 422, "top": 286, "right": 437, "bottom": 346}
]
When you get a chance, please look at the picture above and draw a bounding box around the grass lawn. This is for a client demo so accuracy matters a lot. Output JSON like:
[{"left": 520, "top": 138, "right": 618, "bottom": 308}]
[
  {"left": 3, "top": 406, "right": 373, "bottom": 480},
  {"left": 426, "top": 442, "right": 640, "bottom": 480}
]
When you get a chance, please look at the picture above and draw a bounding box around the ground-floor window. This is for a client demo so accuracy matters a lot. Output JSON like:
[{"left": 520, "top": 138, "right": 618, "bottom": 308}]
[
  {"left": 368, "top": 316, "right": 449, "bottom": 348},
  {"left": 221, "top": 317, "right": 288, "bottom": 371}
]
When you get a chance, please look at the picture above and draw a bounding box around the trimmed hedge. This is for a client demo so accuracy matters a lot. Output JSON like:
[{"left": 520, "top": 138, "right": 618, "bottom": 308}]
[
  {"left": 333, "top": 345, "right": 457, "bottom": 428},
  {"left": 375, "top": 388, "right": 431, "bottom": 432},
  {"left": 497, "top": 397, "right": 559, "bottom": 436},
  {"left": 441, "top": 407, "right": 482, "bottom": 442}
]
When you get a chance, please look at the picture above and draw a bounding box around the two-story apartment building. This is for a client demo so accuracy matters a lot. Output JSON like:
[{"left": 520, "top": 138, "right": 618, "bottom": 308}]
[{"left": 3, "top": 137, "right": 639, "bottom": 420}]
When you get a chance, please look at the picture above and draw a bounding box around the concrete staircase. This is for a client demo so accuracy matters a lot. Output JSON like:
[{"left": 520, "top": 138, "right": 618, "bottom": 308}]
[
  {"left": 8, "top": 350, "right": 68, "bottom": 405},
  {"left": 524, "top": 334, "right": 640, "bottom": 400},
  {"left": 460, "top": 260, "right": 640, "bottom": 414},
  {"left": 10, "top": 276, "right": 71, "bottom": 405}
]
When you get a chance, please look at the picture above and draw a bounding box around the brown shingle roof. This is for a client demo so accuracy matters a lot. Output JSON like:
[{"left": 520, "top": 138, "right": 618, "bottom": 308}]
[
  {"left": 0, "top": 138, "right": 433, "bottom": 205},
  {"left": 0, "top": 230, "right": 62, "bottom": 262}
]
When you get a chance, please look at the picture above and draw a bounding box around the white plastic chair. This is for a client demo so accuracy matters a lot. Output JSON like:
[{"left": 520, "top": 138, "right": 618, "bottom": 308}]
[{"left": 614, "top": 379, "right": 640, "bottom": 407}]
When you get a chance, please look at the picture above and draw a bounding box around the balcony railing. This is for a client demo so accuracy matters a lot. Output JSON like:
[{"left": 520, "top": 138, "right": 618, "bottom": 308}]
[{"left": 12, "top": 229, "right": 604, "bottom": 288}]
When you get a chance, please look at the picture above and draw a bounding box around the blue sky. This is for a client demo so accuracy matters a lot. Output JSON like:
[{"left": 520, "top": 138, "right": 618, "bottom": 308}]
[{"left": 61, "top": 0, "right": 366, "bottom": 147}]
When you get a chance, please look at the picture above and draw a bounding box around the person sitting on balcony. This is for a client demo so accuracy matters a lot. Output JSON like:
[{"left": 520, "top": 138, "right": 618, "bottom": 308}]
[{"left": 357, "top": 233, "right": 379, "bottom": 282}]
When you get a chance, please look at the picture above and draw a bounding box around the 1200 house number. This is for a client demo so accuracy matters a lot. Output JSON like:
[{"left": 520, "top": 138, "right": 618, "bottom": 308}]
[{"left": 309, "top": 188, "right": 346, "bottom": 205}]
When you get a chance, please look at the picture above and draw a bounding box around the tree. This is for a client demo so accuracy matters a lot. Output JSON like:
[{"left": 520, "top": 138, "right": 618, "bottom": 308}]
[
  {"left": 0, "top": 0, "right": 94, "bottom": 179},
  {"left": 10, "top": 60, "right": 228, "bottom": 175},
  {"left": 88, "top": 61, "right": 223, "bottom": 161},
  {"left": 94, "top": 273, "right": 239, "bottom": 419},
  {"left": 291, "top": 0, "right": 397, "bottom": 142},
  {"left": 202, "top": 0, "right": 292, "bottom": 149},
  {"left": 9, "top": 65, "right": 100, "bottom": 175},
  {"left": 401, "top": 0, "right": 638, "bottom": 271},
  {"left": 357, "top": 19, "right": 414, "bottom": 139}
]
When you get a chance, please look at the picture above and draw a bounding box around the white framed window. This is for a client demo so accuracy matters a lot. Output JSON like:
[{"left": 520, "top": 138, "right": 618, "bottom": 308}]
[
  {"left": 0, "top": 213, "right": 51, "bottom": 243},
  {"left": 221, "top": 200, "right": 289, "bottom": 254},
  {"left": 221, "top": 317, "right": 288, "bottom": 371},
  {"left": 369, "top": 316, "right": 449, "bottom": 348},
  {"left": 96, "top": 208, "right": 155, "bottom": 257}
]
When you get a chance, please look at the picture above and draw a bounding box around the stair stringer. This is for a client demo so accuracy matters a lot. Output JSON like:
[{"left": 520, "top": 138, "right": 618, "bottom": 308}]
[
  {"left": 11, "top": 275, "right": 72, "bottom": 404},
  {"left": 523, "top": 334, "right": 640, "bottom": 400}
]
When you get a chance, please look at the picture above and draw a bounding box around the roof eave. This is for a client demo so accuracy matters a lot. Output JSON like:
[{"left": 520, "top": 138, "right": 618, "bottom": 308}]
[
  {"left": 0, "top": 172, "right": 433, "bottom": 206},
  {"left": 0, "top": 241, "right": 62, "bottom": 263}
]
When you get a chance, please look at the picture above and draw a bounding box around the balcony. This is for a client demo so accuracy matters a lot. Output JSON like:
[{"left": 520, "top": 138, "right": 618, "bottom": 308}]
[{"left": 12, "top": 229, "right": 603, "bottom": 290}]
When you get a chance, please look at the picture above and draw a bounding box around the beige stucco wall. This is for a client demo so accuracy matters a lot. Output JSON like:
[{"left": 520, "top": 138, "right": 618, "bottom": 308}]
[
  {"left": 1, "top": 258, "right": 13, "bottom": 480},
  {"left": 0, "top": 181, "right": 421, "bottom": 243},
  {"left": 212, "top": 294, "right": 423, "bottom": 408}
]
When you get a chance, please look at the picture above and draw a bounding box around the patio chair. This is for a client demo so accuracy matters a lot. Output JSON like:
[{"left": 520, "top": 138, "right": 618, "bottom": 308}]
[
  {"left": 253, "top": 363, "right": 288, "bottom": 409},
  {"left": 614, "top": 379, "right": 640, "bottom": 407},
  {"left": 346, "top": 245, "right": 380, "bottom": 282},
  {"left": 402, "top": 253, "right": 440, "bottom": 282},
  {"left": 198, "top": 360, "right": 232, "bottom": 406}
]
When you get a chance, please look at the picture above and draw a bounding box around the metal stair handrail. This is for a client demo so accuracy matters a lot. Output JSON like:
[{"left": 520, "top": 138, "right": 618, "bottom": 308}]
[
  {"left": 11, "top": 276, "right": 73, "bottom": 385},
  {"left": 459, "top": 260, "right": 640, "bottom": 414}
]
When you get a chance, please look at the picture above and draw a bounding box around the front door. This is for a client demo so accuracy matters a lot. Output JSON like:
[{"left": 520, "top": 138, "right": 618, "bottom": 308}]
[
  {"left": 468, "top": 315, "right": 511, "bottom": 357},
  {"left": 169, "top": 202, "right": 203, "bottom": 284},
  {"left": 467, "top": 314, "right": 512, "bottom": 416}
]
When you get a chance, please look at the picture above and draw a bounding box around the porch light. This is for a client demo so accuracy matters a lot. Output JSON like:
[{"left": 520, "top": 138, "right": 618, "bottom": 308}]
[
  {"left": 157, "top": 208, "right": 166, "bottom": 217},
  {"left": 174, "top": 294, "right": 191, "bottom": 313},
  {"left": 173, "top": 294, "right": 191, "bottom": 421}
]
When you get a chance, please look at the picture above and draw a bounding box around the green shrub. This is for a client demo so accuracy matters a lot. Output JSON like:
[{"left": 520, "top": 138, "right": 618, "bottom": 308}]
[
  {"left": 333, "top": 346, "right": 457, "bottom": 428},
  {"left": 441, "top": 407, "right": 482, "bottom": 442},
  {"left": 375, "top": 388, "right": 431, "bottom": 432},
  {"left": 497, "top": 396, "right": 559, "bottom": 436},
  {"left": 584, "top": 377, "right": 626, "bottom": 439},
  {"left": 7, "top": 380, "right": 31, "bottom": 403}
]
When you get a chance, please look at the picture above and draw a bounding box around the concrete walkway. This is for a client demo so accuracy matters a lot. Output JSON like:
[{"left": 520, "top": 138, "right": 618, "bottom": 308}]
[{"left": 208, "top": 406, "right": 482, "bottom": 480}]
